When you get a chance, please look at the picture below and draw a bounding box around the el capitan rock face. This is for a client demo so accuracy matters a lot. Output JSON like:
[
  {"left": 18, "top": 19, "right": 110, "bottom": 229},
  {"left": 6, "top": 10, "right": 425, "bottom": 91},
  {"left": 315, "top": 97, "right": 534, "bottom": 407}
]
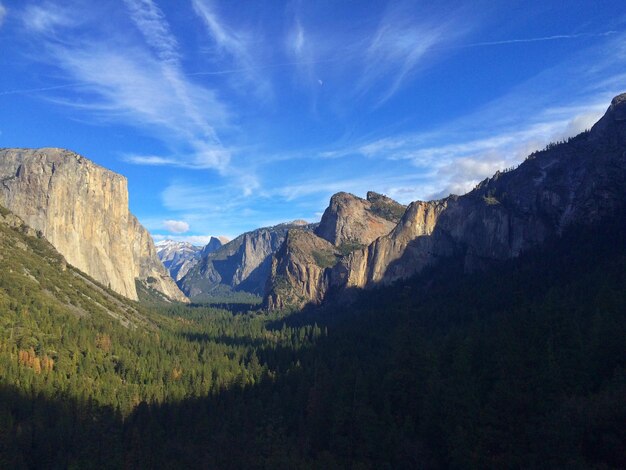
[{"left": 0, "top": 148, "right": 187, "bottom": 302}]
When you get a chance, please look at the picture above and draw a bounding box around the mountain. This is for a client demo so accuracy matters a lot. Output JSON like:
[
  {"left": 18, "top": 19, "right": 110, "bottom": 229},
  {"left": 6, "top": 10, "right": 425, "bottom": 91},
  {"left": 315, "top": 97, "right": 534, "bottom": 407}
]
[
  {"left": 334, "top": 93, "right": 626, "bottom": 291},
  {"left": 178, "top": 220, "right": 314, "bottom": 299},
  {"left": 157, "top": 240, "right": 203, "bottom": 281},
  {"left": 0, "top": 148, "right": 187, "bottom": 303},
  {"left": 264, "top": 191, "right": 406, "bottom": 308},
  {"left": 314, "top": 191, "right": 406, "bottom": 250},
  {"left": 264, "top": 93, "right": 626, "bottom": 309}
]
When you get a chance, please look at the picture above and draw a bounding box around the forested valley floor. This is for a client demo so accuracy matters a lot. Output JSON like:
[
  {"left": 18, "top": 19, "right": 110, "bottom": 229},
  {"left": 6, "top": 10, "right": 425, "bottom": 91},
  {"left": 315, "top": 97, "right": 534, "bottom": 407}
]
[{"left": 0, "top": 212, "right": 624, "bottom": 469}]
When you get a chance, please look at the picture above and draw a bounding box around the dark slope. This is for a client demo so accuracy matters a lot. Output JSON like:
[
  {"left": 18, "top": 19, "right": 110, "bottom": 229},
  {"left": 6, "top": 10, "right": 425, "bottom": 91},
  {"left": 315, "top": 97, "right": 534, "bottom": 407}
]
[{"left": 1, "top": 210, "right": 624, "bottom": 468}]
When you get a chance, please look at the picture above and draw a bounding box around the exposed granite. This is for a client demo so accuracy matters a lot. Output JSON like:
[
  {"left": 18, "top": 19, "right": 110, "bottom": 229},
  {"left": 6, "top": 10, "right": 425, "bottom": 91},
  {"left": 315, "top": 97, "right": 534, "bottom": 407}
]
[{"left": 0, "top": 148, "right": 187, "bottom": 302}]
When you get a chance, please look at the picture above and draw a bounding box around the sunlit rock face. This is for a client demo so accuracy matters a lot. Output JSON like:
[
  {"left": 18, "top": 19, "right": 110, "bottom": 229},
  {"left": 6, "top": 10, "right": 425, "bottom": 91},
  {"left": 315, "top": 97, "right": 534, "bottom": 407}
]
[
  {"left": 333, "top": 199, "right": 449, "bottom": 289},
  {"left": 332, "top": 93, "right": 626, "bottom": 292},
  {"left": 0, "top": 147, "right": 188, "bottom": 302},
  {"left": 314, "top": 191, "right": 404, "bottom": 248},
  {"left": 264, "top": 192, "right": 406, "bottom": 309}
]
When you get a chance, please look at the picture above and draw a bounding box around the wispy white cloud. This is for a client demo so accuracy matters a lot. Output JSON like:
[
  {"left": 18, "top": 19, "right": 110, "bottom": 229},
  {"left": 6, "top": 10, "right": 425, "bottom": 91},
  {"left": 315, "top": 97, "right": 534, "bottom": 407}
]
[
  {"left": 291, "top": 20, "right": 305, "bottom": 56},
  {"left": 356, "top": 6, "right": 467, "bottom": 106},
  {"left": 192, "top": 0, "right": 271, "bottom": 98},
  {"left": 192, "top": 0, "right": 248, "bottom": 58},
  {"left": 20, "top": 0, "right": 231, "bottom": 171},
  {"left": 460, "top": 31, "right": 618, "bottom": 49},
  {"left": 123, "top": 0, "right": 180, "bottom": 64},
  {"left": 163, "top": 219, "right": 190, "bottom": 234},
  {"left": 335, "top": 104, "right": 608, "bottom": 200},
  {"left": 21, "top": 2, "right": 75, "bottom": 34},
  {"left": 0, "top": 2, "right": 7, "bottom": 28}
]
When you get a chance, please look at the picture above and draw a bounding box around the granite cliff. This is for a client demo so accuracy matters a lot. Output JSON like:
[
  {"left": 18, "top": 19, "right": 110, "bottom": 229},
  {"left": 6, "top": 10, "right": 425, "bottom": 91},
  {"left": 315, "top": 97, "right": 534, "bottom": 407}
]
[
  {"left": 264, "top": 229, "right": 339, "bottom": 310},
  {"left": 314, "top": 191, "right": 405, "bottom": 250},
  {"left": 265, "top": 93, "right": 626, "bottom": 309},
  {"left": 264, "top": 191, "right": 405, "bottom": 308},
  {"left": 0, "top": 204, "right": 155, "bottom": 328},
  {"left": 334, "top": 93, "right": 626, "bottom": 291},
  {"left": 0, "top": 148, "right": 187, "bottom": 302}
]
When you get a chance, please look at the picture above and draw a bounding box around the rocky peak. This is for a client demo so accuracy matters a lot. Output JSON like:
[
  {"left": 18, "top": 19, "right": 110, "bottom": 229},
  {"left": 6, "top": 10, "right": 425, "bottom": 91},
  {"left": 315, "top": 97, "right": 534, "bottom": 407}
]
[
  {"left": 201, "top": 236, "right": 224, "bottom": 257},
  {"left": 366, "top": 191, "right": 407, "bottom": 223},
  {"left": 366, "top": 191, "right": 394, "bottom": 205},
  {"left": 314, "top": 191, "right": 404, "bottom": 249},
  {"left": 0, "top": 148, "right": 187, "bottom": 302},
  {"left": 589, "top": 92, "right": 626, "bottom": 140}
]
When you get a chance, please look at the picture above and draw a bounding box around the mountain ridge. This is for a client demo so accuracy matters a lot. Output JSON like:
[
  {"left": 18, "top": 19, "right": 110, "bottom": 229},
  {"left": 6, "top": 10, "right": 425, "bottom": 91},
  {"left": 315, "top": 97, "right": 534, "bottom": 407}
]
[
  {"left": 263, "top": 93, "right": 626, "bottom": 309},
  {"left": 178, "top": 220, "right": 316, "bottom": 298}
]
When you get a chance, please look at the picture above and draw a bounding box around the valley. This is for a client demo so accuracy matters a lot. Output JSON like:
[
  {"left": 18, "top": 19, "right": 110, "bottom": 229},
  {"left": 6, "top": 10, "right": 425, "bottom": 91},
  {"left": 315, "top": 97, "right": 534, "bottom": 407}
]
[
  {"left": 2, "top": 0, "right": 626, "bottom": 464},
  {"left": 0, "top": 94, "right": 624, "bottom": 467}
]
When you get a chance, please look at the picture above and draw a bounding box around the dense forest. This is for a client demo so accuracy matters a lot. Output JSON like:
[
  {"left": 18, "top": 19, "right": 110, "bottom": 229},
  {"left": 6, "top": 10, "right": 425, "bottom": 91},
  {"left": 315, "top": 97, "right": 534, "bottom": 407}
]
[{"left": 0, "top": 208, "right": 625, "bottom": 468}]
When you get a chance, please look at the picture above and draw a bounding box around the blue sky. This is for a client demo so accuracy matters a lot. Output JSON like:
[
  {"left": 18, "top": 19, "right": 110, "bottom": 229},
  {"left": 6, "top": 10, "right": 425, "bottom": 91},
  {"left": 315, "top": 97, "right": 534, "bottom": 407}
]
[{"left": 1, "top": 0, "right": 625, "bottom": 243}]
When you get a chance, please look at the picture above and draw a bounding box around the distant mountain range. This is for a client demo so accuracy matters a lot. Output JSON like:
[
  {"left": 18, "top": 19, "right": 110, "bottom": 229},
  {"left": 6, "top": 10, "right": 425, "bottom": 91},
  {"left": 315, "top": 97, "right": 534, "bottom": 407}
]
[
  {"left": 156, "top": 237, "right": 227, "bottom": 282},
  {"left": 2, "top": 93, "right": 625, "bottom": 311}
]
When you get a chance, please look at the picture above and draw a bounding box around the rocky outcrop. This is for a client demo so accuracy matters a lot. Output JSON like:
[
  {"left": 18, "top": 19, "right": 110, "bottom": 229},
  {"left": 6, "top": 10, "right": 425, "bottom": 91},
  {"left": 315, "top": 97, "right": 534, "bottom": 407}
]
[
  {"left": 315, "top": 192, "right": 405, "bottom": 250},
  {"left": 333, "top": 199, "right": 450, "bottom": 288},
  {"left": 332, "top": 93, "right": 626, "bottom": 292},
  {"left": 0, "top": 148, "right": 187, "bottom": 302},
  {"left": 200, "top": 236, "right": 226, "bottom": 257},
  {"left": 264, "top": 229, "right": 338, "bottom": 310},
  {"left": 179, "top": 221, "right": 313, "bottom": 298},
  {"left": 263, "top": 192, "right": 405, "bottom": 309}
]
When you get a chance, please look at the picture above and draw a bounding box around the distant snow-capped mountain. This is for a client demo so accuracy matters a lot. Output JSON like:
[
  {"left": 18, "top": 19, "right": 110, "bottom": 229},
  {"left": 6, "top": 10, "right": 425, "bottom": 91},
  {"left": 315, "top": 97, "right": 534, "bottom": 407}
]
[{"left": 157, "top": 237, "right": 225, "bottom": 281}]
